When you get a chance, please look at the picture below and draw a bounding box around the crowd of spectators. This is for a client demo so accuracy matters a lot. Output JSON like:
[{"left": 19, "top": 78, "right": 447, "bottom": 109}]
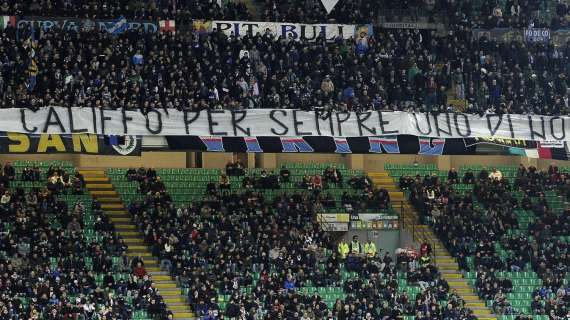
[
  {"left": 0, "top": 163, "right": 170, "bottom": 319},
  {"left": 0, "top": 1, "right": 569, "bottom": 115},
  {"left": 260, "top": 0, "right": 566, "bottom": 29},
  {"left": 209, "top": 165, "right": 388, "bottom": 212},
  {"left": 0, "top": 0, "right": 251, "bottom": 20},
  {"left": 127, "top": 169, "right": 475, "bottom": 319},
  {"left": 401, "top": 163, "right": 570, "bottom": 317}
]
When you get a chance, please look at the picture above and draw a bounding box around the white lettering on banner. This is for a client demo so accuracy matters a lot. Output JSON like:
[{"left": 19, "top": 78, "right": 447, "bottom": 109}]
[
  {"left": 16, "top": 17, "right": 158, "bottom": 33},
  {"left": 6, "top": 107, "right": 570, "bottom": 142},
  {"left": 211, "top": 20, "right": 372, "bottom": 40}
]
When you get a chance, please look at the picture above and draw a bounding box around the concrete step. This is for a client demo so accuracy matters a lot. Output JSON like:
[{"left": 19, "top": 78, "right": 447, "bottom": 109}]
[
  {"left": 115, "top": 224, "right": 136, "bottom": 230},
  {"left": 118, "top": 231, "right": 142, "bottom": 238},
  {"left": 127, "top": 251, "right": 152, "bottom": 258},
  {"left": 110, "top": 217, "right": 132, "bottom": 223},
  {"left": 473, "top": 309, "right": 493, "bottom": 315},
  {"left": 84, "top": 177, "right": 110, "bottom": 183},
  {"left": 168, "top": 305, "right": 192, "bottom": 312},
  {"left": 440, "top": 269, "right": 463, "bottom": 274},
  {"left": 86, "top": 183, "right": 113, "bottom": 190},
  {"left": 147, "top": 266, "right": 162, "bottom": 273},
  {"left": 368, "top": 172, "right": 390, "bottom": 177},
  {"left": 156, "top": 282, "right": 178, "bottom": 289},
  {"left": 127, "top": 245, "right": 151, "bottom": 253},
  {"left": 466, "top": 302, "right": 486, "bottom": 307},
  {"left": 142, "top": 259, "right": 158, "bottom": 267},
  {"left": 124, "top": 238, "right": 144, "bottom": 245},
  {"left": 164, "top": 297, "right": 186, "bottom": 304},
  {"left": 166, "top": 301, "right": 190, "bottom": 306},
  {"left": 91, "top": 190, "right": 118, "bottom": 196},
  {"left": 161, "top": 290, "right": 184, "bottom": 297},
  {"left": 97, "top": 197, "right": 122, "bottom": 203},
  {"left": 101, "top": 203, "right": 125, "bottom": 210},
  {"left": 105, "top": 210, "right": 129, "bottom": 216},
  {"left": 172, "top": 313, "right": 195, "bottom": 319},
  {"left": 78, "top": 170, "right": 106, "bottom": 175},
  {"left": 152, "top": 275, "right": 172, "bottom": 281}
]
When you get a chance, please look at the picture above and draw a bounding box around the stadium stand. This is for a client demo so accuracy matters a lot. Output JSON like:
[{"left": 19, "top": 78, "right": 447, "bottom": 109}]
[
  {"left": 2, "top": 0, "right": 570, "bottom": 319},
  {"left": 0, "top": 160, "right": 174, "bottom": 320},
  {"left": 0, "top": 1, "right": 568, "bottom": 114},
  {"left": 91, "top": 163, "right": 479, "bottom": 319},
  {"left": 0, "top": 0, "right": 251, "bottom": 20},
  {"left": 386, "top": 162, "right": 570, "bottom": 319}
]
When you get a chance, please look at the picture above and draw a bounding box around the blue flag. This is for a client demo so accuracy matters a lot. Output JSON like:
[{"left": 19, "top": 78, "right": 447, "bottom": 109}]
[{"left": 108, "top": 16, "right": 128, "bottom": 35}]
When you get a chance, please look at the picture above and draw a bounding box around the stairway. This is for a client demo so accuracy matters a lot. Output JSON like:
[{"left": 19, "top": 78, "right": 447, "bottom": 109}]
[
  {"left": 80, "top": 169, "right": 194, "bottom": 320},
  {"left": 369, "top": 171, "right": 497, "bottom": 320}
]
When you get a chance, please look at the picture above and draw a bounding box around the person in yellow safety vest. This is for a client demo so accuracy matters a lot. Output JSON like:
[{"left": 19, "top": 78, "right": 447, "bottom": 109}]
[
  {"left": 338, "top": 240, "right": 349, "bottom": 259},
  {"left": 364, "top": 240, "right": 377, "bottom": 258},
  {"left": 350, "top": 235, "right": 362, "bottom": 255},
  {"left": 419, "top": 253, "right": 431, "bottom": 268}
]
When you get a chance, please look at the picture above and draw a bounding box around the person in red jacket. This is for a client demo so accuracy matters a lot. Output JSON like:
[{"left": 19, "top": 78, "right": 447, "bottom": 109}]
[{"left": 133, "top": 261, "right": 147, "bottom": 278}]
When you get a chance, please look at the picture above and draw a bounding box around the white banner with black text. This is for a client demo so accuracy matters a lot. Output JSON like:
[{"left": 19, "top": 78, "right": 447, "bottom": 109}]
[
  {"left": 210, "top": 20, "right": 373, "bottom": 40},
  {"left": 8, "top": 107, "right": 570, "bottom": 142}
]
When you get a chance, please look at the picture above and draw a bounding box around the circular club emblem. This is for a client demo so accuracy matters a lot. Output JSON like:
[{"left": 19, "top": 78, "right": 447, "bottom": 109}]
[{"left": 112, "top": 135, "right": 138, "bottom": 155}]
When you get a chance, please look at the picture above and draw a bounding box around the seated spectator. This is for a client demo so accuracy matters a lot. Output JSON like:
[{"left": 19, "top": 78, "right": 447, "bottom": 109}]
[
  {"left": 242, "top": 175, "right": 254, "bottom": 189},
  {"left": 126, "top": 167, "right": 137, "bottom": 181},
  {"left": 225, "top": 160, "right": 245, "bottom": 176},
  {"left": 21, "top": 167, "right": 34, "bottom": 181},
  {"left": 3, "top": 162, "right": 15, "bottom": 181},
  {"left": 151, "top": 176, "right": 166, "bottom": 193},
  {"left": 300, "top": 173, "right": 313, "bottom": 189},
  {"left": 219, "top": 174, "right": 230, "bottom": 190},
  {"left": 67, "top": 217, "right": 82, "bottom": 233},
  {"left": 447, "top": 168, "right": 459, "bottom": 184},
  {"left": 311, "top": 174, "right": 323, "bottom": 190},
  {"left": 479, "top": 167, "right": 489, "bottom": 181},
  {"left": 279, "top": 165, "right": 290, "bottom": 183},
  {"left": 266, "top": 171, "right": 280, "bottom": 189},
  {"left": 348, "top": 175, "right": 372, "bottom": 190},
  {"left": 489, "top": 168, "right": 503, "bottom": 181},
  {"left": 324, "top": 166, "right": 343, "bottom": 186},
  {"left": 133, "top": 261, "right": 147, "bottom": 278},
  {"left": 462, "top": 170, "right": 475, "bottom": 184}
]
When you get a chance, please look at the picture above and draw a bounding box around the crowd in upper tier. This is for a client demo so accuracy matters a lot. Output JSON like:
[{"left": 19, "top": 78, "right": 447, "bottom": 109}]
[{"left": 0, "top": 0, "right": 569, "bottom": 115}]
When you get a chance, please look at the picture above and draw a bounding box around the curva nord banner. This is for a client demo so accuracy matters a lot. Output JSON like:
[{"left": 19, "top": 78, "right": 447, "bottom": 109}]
[
  {"left": 8, "top": 107, "right": 570, "bottom": 143},
  {"left": 16, "top": 16, "right": 158, "bottom": 33}
]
